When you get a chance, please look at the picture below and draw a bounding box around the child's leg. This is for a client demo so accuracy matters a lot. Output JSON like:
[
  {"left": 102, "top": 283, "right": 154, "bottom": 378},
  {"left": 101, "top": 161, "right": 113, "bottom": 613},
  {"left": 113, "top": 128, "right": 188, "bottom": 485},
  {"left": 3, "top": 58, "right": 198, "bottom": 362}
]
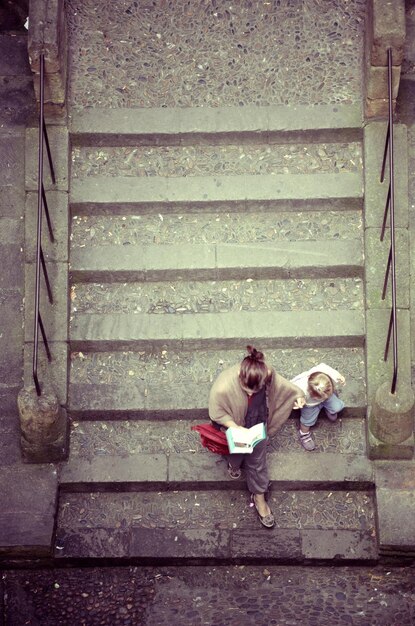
[
  {"left": 299, "top": 404, "right": 321, "bottom": 430},
  {"left": 322, "top": 394, "right": 344, "bottom": 418},
  {"left": 298, "top": 404, "right": 321, "bottom": 451}
]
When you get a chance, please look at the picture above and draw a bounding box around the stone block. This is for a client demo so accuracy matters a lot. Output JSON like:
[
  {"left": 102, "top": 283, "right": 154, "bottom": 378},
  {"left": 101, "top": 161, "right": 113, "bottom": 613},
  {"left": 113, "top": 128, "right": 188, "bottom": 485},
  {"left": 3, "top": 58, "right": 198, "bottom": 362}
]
[
  {"left": 369, "top": 380, "right": 414, "bottom": 444},
  {"left": 28, "top": 0, "right": 67, "bottom": 74},
  {"left": 364, "top": 228, "right": 410, "bottom": 309},
  {"left": 33, "top": 69, "right": 66, "bottom": 106},
  {"left": 0, "top": 33, "right": 31, "bottom": 75},
  {"left": 0, "top": 288, "right": 23, "bottom": 385},
  {"left": 55, "top": 528, "right": 130, "bottom": 559},
  {"left": 24, "top": 341, "right": 67, "bottom": 405},
  {"left": 302, "top": 529, "right": 377, "bottom": 560},
  {"left": 18, "top": 386, "right": 68, "bottom": 463},
  {"left": 0, "top": 76, "right": 36, "bottom": 128},
  {"left": 363, "top": 122, "right": 408, "bottom": 229},
  {"left": 366, "top": 64, "right": 401, "bottom": 100},
  {"left": 365, "top": 308, "right": 411, "bottom": 403},
  {"left": 367, "top": 423, "right": 414, "bottom": 459},
  {"left": 60, "top": 453, "right": 168, "bottom": 485},
  {"left": 25, "top": 190, "right": 69, "bottom": 263},
  {"left": 368, "top": 0, "right": 406, "bottom": 66},
  {"left": 0, "top": 185, "right": 25, "bottom": 218},
  {"left": 0, "top": 244, "right": 24, "bottom": 288},
  {"left": 231, "top": 529, "right": 301, "bottom": 559},
  {"left": 0, "top": 464, "right": 58, "bottom": 556},
  {"left": 130, "top": 528, "right": 229, "bottom": 558},
  {"left": 365, "top": 97, "right": 396, "bottom": 119},
  {"left": 25, "top": 125, "right": 69, "bottom": 192},
  {"left": 0, "top": 134, "right": 24, "bottom": 186},
  {"left": 376, "top": 484, "right": 415, "bottom": 551},
  {"left": 24, "top": 260, "right": 68, "bottom": 343}
]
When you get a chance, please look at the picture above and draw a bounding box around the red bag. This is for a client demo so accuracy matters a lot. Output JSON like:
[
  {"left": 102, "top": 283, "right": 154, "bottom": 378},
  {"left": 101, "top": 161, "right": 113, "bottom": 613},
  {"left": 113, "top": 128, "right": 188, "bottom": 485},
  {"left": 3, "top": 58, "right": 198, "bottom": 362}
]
[{"left": 191, "top": 423, "right": 229, "bottom": 455}]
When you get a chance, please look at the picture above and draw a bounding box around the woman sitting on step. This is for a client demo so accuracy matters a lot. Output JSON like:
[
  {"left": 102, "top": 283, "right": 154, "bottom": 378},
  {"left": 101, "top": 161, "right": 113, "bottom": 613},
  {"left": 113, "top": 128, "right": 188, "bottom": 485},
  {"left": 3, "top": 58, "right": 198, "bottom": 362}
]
[{"left": 208, "top": 346, "right": 305, "bottom": 528}]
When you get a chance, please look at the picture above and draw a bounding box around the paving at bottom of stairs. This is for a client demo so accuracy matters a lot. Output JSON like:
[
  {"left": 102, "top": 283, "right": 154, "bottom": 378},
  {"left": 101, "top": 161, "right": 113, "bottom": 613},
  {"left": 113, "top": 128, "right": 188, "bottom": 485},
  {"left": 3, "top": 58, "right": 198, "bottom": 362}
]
[{"left": 2, "top": 565, "right": 414, "bottom": 626}]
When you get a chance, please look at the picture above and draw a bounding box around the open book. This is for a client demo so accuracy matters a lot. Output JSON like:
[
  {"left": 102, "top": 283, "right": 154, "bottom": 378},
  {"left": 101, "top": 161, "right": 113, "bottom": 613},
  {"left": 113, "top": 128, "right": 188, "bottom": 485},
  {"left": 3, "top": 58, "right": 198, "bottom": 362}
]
[{"left": 226, "top": 423, "right": 266, "bottom": 454}]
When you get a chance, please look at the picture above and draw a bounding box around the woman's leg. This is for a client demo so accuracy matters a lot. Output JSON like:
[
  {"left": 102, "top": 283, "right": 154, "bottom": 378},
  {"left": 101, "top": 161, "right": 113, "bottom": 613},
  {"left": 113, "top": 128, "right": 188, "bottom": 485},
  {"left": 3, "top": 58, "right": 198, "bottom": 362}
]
[{"left": 243, "top": 439, "right": 271, "bottom": 517}]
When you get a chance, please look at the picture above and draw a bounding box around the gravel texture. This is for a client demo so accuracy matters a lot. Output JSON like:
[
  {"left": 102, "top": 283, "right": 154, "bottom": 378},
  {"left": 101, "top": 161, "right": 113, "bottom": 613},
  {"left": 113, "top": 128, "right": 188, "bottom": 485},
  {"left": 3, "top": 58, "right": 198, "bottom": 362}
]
[
  {"left": 70, "top": 210, "right": 363, "bottom": 247},
  {"left": 67, "top": 416, "right": 366, "bottom": 459},
  {"left": 69, "top": 346, "right": 365, "bottom": 390},
  {"left": 71, "top": 142, "right": 363, "bottom": 179},
  {"left": 56, "top": 489, "right": 375, "bottom": 533},
  {"left": 70, "top": 277, "right": 363, "bottom": 316},
  {"left": 3, "top": 565, "right": 414, "bottom": 626},
  {"left": 66, "top": 0, "right": 366, "bottom": 109}
]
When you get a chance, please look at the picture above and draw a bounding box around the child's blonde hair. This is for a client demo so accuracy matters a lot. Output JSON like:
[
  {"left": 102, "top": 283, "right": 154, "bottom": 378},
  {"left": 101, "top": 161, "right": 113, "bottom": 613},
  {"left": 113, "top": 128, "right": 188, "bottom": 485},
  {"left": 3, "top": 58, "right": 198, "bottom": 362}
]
[{"left": 308, "top": 372, "right": 334, "bottom": 399}]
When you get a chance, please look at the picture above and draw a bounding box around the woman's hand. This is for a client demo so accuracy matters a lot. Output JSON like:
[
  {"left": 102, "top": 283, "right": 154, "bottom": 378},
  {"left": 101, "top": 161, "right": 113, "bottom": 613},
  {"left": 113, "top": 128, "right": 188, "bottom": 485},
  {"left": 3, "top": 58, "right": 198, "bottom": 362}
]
[{"left": 293, "top": 397, "right": 306, "bottom": 409}]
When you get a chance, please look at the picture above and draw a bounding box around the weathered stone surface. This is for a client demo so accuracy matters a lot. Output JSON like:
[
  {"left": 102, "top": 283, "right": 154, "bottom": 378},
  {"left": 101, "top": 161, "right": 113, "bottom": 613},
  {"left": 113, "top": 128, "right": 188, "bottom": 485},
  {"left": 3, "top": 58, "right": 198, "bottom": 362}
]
[
  {"left": 60, "top": 453, "right": 168, "bottom": 486},
  {"left": 366, "top": 64, "right": 401, "bottom": 100},
  {"left": 69, "top": 104, "right": 363, "bottom": 147},
  {"left": 231, "top": 529, "right": 302, "bottom": 560},
  {"left": 301, "top": 529, "right": 377, "bottom": 560},
  {"left": 0, "top": 33, "right": 30, "bottom": 75},
  {"left": 25, "top": 190, "right": 69, "bottom": 263},
  {"left": 0, "top": 464, "right": 57, "bottom": 555},
  {"left": 130, "top": 528, "right": 230, "bottom": 559},
  {"left": 369, "top": 0, "right": 406, "bottom": 67},
  {"left": 18, "top": 386, "right": 68, "bottom": 462},
  {"left": 25, "top": 125, "right": 69, "bottom": 192},
  {"left": 378, "top": 488, "right": 415, "bottom": 552},
  {"left": 365, "top": 97, "right": 396, "bottom": 119},
  {"left": 370, "top": 380, "right": 414, "bottom": 444}
]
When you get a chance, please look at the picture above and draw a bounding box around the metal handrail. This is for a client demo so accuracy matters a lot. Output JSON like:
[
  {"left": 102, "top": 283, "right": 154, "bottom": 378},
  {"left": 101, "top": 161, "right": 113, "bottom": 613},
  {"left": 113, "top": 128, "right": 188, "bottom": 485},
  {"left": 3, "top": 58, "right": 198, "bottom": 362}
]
[
  {"left": 379, "top": 48, "right": 398, "bottom": 394},
  {"left": 33, "top": 53, "right": 56, "bottom": 395}
]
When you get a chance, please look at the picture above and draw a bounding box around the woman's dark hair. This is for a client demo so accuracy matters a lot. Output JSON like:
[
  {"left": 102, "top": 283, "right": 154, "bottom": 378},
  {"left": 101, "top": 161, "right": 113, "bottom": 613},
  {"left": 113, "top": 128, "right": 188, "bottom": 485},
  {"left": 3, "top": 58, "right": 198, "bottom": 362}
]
[{"left": 239, "top": 345, "right": 270, "bottom": 392}]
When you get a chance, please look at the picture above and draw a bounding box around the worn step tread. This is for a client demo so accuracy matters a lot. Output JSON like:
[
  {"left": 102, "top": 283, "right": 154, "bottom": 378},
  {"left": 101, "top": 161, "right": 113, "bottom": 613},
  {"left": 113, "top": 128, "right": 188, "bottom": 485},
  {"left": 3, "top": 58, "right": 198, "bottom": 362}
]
[
  {"left": 69, "top": 309, "right": 365, "bottom": 352},
  {"left": 69, "top": 103, "right": 363, "bottom": 146},
  {"left": 70, "top": 172, "right": 363, "bottom": 209},
  {"left": 68, "top": 346, "right": 366, "bottom": 418},
  {"left": 67, "top": 418, "right": 367, "bottom": 459},
  {"left": 70, "top": 277, "right": 364, "bottom": 317},
  {"left": 59, "top": 449, "right": 373, "bottom": 490},
  {"left": 55, "top": 487, "right": 376, "bottom": 561},
  {"left": 70, "top": 210, "right": 363, "bottom": 246},
  {"left": 69, "top": 239, "right": 364, "bottom": 282},
  {"left": 71, "top": 141, "right": 362, "bottom": 179}
]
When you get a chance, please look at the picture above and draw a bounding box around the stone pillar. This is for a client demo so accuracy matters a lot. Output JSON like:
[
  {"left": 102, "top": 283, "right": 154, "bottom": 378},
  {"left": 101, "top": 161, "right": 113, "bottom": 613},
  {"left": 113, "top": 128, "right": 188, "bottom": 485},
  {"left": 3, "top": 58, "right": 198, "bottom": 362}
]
[
  {"left": 18, "top": 386, "right": 68, "bottom": 463},
  {"left": 364, "top": 0, "right": 406, "bottom": 118},
  {"left": 27, "top": 0, "right": 68, "bottom": 120},
  {"left": 368, "top": 381, "right": 414, "bottom": 459}
]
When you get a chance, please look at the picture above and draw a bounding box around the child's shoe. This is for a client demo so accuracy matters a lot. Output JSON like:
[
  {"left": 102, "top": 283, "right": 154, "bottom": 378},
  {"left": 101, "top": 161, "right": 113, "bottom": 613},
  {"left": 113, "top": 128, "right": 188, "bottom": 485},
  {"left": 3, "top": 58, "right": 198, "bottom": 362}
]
[
  {"left": 325, "top": 409, "right": 338, "bottom": 422},
  {"left": 299, "top": 429, "right": 316, "bottom": 451}
]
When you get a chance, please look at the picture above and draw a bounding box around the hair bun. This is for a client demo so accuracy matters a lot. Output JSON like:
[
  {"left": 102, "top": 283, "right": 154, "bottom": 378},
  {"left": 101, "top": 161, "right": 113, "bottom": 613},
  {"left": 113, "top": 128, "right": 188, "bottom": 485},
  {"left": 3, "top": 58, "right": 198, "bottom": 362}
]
[{"left": 246, "top": 345, "right": 264, "bottom": 362}]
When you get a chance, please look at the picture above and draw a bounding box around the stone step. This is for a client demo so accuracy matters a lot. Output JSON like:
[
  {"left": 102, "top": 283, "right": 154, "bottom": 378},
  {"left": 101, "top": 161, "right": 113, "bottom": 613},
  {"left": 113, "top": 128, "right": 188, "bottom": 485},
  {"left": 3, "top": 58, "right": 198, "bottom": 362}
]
[
  {"left": 55, "top": 487, "right": 377, "bottom": 562},
  {"left": 70, "top": 172, "right": 363, "bottom": 214},
  {"left": 69, "top": 240, "right": 364, "bottom": 283},
  {"left": 60, "top": 419, "right": 372, "bottom": 491},
  {"left": 69, "top": 308, "right": 364, "bottom": 353},
  {"left": 71, "top": 141, "right": 362, "bottom": 179},
  {"left": 68, "top": 346, "right": 366, "bottom": 419},
  {"left": 70, "top": 277, "right": 363, "bottom": 316},
  {"left": 71, "top": 209, "right": 363, "bottom": 247},
  {"left": 67, "top": 418, "right": 367, "bottom": 460},
  {"left": 69, "top": 104, "right": 363, "bottom": 146}
]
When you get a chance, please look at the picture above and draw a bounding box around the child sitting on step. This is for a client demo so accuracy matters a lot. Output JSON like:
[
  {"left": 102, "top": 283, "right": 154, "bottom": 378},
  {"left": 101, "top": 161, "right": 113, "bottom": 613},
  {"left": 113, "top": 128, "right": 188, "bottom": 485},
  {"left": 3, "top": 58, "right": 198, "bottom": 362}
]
[{"left": 290, "top": 363, "right": 346, "bottom": 451}]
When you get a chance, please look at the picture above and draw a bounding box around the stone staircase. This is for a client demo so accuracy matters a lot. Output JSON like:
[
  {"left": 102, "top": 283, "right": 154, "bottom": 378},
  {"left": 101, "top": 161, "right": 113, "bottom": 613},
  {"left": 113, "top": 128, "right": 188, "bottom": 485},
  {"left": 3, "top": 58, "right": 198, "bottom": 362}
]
[{"left": 54, "top": 103, "right": 379, "bottom": 564}]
